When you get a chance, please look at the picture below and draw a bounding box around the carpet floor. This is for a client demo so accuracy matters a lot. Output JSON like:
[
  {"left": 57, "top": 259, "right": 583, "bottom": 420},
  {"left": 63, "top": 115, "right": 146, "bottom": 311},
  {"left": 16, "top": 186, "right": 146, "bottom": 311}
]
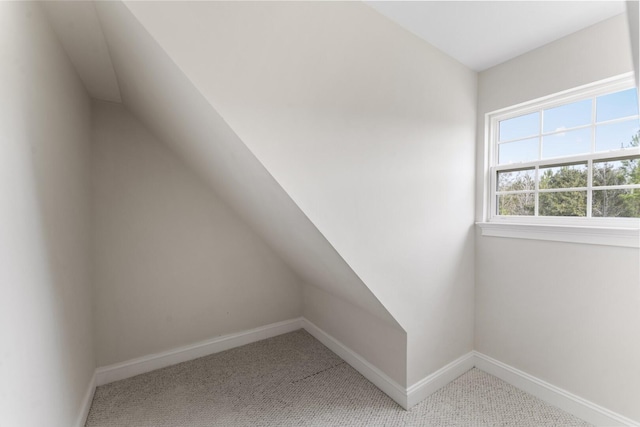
[{"left": 86, "top": 330, "right": 591, "bottom": 426}]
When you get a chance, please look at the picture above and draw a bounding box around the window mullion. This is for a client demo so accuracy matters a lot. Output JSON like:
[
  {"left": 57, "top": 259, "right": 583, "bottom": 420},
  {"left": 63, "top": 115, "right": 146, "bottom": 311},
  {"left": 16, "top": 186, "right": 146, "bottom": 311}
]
[
  {"left": 538, "top": 109, "right": 544, "bottom": 162},
  {"left": 536, "top": 108, "right": 543, "bottom": 217},
  {"left": 489, "top": 114, "right": 499, "bottom": 220},
  {"left": 534, "top": 165, "right": 539, "bottom": 217},
  {"left": 538, "top": 187, "right": 588, "bottom": 193},
  {"left": 587, "top": 159, "right": 593, "bottom": 218},
  {"left": 590, "top": 95, "right": 597, "bottom": 154},
  {"left": 587, "top": 94, "right": 597, "bottom": 218}
]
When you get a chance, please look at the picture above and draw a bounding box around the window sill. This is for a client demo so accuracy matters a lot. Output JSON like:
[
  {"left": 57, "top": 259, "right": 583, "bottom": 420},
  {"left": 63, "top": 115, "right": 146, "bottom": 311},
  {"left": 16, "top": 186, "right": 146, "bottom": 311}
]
[{"left": 476, "top": 222, "right": 640, "bottom": 248}]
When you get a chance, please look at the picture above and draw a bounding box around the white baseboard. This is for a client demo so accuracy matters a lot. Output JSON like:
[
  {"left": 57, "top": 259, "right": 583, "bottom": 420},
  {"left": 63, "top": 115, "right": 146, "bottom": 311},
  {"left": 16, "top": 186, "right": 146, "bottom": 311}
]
[
  {"left": 406, "top": 352, "right": 476, "bottom": 408},
  {"left": 92, "top": 316, "right": 473, "bottom": 411},
  {"left": 473, "top": 351, "right": 639, "bottom": 427},
  {"left": 86, "top": 318, "right": 637, "bottom": 426},
  {"left": 75, "top": 372, "right": 96, "bottom": 427},
  {"left": 300, "top": 317, "right": 410, "bottom": 409},
  {"left": 95, "top": 317, "right": 303, "bottom": 386}
]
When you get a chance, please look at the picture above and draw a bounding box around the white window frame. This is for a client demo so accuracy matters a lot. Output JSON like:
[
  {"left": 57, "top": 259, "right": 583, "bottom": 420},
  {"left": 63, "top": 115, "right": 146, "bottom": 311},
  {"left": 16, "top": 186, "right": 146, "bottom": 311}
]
[{"left": 479, "top": 73, "right": 640, "bottom": 248}]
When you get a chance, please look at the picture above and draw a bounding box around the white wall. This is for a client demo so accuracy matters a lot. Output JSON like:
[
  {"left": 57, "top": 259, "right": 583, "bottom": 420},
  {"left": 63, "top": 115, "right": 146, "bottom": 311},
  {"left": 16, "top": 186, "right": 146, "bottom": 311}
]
[
  {"left": 95, "top": 0, "right": 398, "bottom": 325},
  {"left": 0, "top": 3, "right": 94, "bottom": 426},
  {"left": 122, "top": 0, "right": 477, "bottom": 386},
  {"left": 475, "top": 14, "right": 640, "bottom": 422},
  {"left": 94, "top": 0, "right": 406, "bottom": 384},
  {"left": 303, "top": 284, "right": 407, "bottom": 386},
  {"left": 92, "top": 101, "right": 303, "bottom": 366}
]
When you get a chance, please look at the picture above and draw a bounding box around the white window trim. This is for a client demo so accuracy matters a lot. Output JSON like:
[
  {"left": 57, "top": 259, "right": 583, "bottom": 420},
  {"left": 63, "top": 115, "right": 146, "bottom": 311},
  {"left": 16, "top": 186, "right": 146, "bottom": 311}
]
[
  {"left": 478, "top": 73, "right": 640, "bottom": 248},
  {"left": 477, "top": 222, "right": 640, "bottom": 248}
]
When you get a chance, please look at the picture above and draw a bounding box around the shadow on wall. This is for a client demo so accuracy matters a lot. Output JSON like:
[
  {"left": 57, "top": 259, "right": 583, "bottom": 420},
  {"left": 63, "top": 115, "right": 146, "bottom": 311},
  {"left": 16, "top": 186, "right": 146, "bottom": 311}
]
[
  {"left": 0, "top": 2, "right": 94, "bottom": 425},
  {"left": 93, "top": 0, "right": 400, "bottom": 330}
]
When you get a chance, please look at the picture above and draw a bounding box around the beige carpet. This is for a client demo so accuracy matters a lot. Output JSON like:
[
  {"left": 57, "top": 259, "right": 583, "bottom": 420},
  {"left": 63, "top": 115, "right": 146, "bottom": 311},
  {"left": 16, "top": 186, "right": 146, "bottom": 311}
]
[{"left": 86, "top": 330, "right": 591, "bottom": 426}]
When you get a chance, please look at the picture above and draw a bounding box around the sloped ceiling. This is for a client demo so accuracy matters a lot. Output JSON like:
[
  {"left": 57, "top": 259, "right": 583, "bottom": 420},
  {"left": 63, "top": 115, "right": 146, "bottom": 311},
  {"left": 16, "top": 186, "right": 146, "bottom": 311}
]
[
  {"left": 44, "top": 1, "right": 626, "bottom": 87},
  {"left": 116, "top": 1, "right": 478, "bottom": 385},
  {"left": 86, "top": 0, "right": 401, "bottom": 329}
]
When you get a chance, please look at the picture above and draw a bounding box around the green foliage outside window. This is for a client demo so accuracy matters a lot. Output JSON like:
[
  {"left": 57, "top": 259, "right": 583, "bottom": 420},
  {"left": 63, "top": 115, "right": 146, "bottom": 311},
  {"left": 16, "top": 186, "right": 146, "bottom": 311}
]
[{"left": 498, "top": 132, "right": 640, "bottom": 218}]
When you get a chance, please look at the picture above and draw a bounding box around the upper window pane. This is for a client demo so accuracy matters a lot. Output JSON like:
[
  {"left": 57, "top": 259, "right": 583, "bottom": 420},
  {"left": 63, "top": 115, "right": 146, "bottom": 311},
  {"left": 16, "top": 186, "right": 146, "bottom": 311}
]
[
  {"left": 595, "top": 119, "right": 640, "bottom": 152},
  {"left": 543, "top": 99, "right": 591, "bottom": 133},
  {"left": 541, "top": 127, "right": 591, "bottom": 159},
  {"left": 499, "top": 112, "right": 539, "bottom": 142},
  {"left": 498, "top": 137, "right": 538, "bottom": 165},
  {"left": 596, "top": 88, "right": 639, "bottom": 122}
]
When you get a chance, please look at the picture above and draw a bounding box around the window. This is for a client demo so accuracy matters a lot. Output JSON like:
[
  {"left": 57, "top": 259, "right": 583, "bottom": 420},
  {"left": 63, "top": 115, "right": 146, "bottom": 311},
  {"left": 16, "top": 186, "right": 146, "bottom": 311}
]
[{"left": 487, "top": 75, "right": 640, "bottom": 229}]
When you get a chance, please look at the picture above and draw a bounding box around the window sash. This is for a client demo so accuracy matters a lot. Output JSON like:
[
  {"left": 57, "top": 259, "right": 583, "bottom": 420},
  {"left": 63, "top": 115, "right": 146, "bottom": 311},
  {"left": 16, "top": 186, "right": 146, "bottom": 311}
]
[
  {"left": 497, "top": 114, "right": 639, "bottom": 146},
  {"left": 486, "top": 73, "right": 640, "bottom": 226}
]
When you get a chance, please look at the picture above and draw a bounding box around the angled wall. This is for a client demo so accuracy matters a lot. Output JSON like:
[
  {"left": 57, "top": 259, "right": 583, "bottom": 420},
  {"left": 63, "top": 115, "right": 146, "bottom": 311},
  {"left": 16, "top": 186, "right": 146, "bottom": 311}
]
[
  {"left": 475, "top": 14, "right": 640, "bottom": 423},
  {"left": 119, "top": 0, "right": 477, "bottom": 386},
  {"left": 0, "top": 3, "right": 94, "bottom": 426},
  {"left": 93, "top": 1, "right": 407, "bottom": 385},
  {"left": 92, "top": 101, "right": 303, "bottom": 366}
]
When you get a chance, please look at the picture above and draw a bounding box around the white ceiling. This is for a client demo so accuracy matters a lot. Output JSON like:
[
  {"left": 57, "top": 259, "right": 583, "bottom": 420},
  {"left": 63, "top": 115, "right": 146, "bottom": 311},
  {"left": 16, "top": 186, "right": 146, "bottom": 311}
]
[
  {"left": 366, "top": 1, "right": 626, "bottom": 71},
  {"left": 42, "top": 1, "right": 627, "bottom": 100}
]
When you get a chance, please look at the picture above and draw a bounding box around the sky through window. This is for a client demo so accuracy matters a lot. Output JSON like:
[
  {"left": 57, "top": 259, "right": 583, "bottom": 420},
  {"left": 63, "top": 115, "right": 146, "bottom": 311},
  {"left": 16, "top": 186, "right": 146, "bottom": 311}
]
[{"left": 498, "top": 88, "right": 640, "bottom": 165}]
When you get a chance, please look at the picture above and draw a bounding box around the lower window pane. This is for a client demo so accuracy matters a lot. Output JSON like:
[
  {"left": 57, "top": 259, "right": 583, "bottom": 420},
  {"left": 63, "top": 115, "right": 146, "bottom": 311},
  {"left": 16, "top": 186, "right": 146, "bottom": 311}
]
[
  {"left": 539, "top": 162, "right": 587, "bottom": 189},
  {"left": 592, "top": 189, "right": 640, "bottom": 218},
  {"left": 497, "top": 168, "right": 535, "bottom": 191},
  {"left": 539, "top": 191, "right": 587, "bottom": 217},
  {"left": 497, "top": 193, "right": 534, "bottom": 216},
  {"left": 593, "top": 157, "right": 640, "bottom": 186}
]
